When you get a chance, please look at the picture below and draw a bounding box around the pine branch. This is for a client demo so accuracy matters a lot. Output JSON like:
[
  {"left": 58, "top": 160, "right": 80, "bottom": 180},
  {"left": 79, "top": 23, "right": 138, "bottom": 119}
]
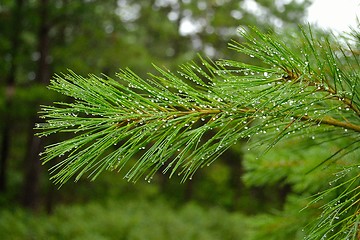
[
  {"left": 36, "top": 24, "right": 360, "bottom": 239},
  {"left": 303, "top": 170, "right": 360, "bottom": 240},
  {"left": 37, "top": 64, "right": 255, "bottom": 184},
  {"left": 37, "top": 26, "right": 360, "bottom": 184},
  {"left": 37, "top": 25, "right": 360, "bottom": 238}
]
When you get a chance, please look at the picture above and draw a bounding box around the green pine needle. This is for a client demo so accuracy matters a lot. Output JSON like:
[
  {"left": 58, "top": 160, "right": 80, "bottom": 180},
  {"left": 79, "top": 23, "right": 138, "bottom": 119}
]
[
  {"left": 37, "top": 26, "right": 360, "bottom": 183},
  {"left": 37, "top": 25, "right": 360, "bottom": 238}
]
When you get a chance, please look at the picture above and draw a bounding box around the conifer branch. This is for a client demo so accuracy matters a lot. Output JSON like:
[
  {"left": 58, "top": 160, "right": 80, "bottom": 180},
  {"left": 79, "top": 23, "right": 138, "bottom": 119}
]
[
  {"left": 37, "top": 25, "right": 360, "bottom": 239},
  {"left": 37, "top": 26, "right": 360, "bottom": 184}
]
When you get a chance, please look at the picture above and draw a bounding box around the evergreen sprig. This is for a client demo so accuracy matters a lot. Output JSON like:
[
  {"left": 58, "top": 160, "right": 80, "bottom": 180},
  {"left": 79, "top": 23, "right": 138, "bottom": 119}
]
[
  {"left": 38, "top": 60, "right": 255, "bottom": 184},
  {"left": 37, "top": 25, "right": 360, "bottom": 238},
  {"left": 304, "top": 167, "right": 360, "bottom": 239}
]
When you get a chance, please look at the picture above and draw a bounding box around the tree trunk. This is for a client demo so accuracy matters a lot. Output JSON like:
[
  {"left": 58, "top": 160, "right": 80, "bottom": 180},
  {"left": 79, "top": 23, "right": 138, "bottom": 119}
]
[
  {"left": 0, "top": 0, "right": 25, "bottom": 193},
  {"left": 22, "top": 0, "right": 51, "bottom": 210},
  {"left": 22, "top": 117, "right": 43, "bottom": 209},
  {"left": 223, "top": 148, "right": 245, "bottom": 211},
  {"left": 36, "top": 0, "right": 51, "bottom": 84}
]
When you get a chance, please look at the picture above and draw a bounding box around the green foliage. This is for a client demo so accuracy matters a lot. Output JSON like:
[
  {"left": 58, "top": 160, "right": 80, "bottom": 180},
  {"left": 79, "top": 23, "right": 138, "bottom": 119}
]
[
  {"left": 37, "top": 26, "right": 360, "bottom": 182},
  {"left": 1, "top": 3, "right": 321, "bottom": 239},
  {"left": 0, "top": 200, "right": 250, "bottom": 240},
  {"left": 37, "top": 25, "right": 360, "bottom": 239},
  {"left": 246, "top": 195, "right": 313, "bottom": 240},
  {"left": 0, "top": 0, "right": 311, "bottom": 212}
]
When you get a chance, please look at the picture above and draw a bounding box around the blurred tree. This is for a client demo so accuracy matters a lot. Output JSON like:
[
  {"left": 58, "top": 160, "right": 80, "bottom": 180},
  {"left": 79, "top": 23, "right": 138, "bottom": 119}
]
[
  {"left": 22, "top": 0, "right": 52, "bottom": 210},
  {"left": 0, "top": 0, "right": 25, "bottom": 193}
]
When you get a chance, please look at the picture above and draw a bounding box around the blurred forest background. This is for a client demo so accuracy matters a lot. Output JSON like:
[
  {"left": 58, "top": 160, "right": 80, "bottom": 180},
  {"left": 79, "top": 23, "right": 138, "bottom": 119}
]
[{"left": 0, "top": 0, "right": 339, "bottom": 239}]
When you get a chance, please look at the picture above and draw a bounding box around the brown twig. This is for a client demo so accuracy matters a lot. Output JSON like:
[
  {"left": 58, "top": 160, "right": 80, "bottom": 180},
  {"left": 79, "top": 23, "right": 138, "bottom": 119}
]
[{"left": 300, "top": 115, "right": 360, "bottom": 133}]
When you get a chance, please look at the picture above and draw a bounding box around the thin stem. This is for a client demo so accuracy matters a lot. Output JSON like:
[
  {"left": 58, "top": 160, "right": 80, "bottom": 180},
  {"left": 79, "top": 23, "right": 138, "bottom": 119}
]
[
  {"left": 300, "top": 115, "right": 360, "bottom": 133},
  {"left": 318, "top": 84, "right": 360, "bottom": 117}
]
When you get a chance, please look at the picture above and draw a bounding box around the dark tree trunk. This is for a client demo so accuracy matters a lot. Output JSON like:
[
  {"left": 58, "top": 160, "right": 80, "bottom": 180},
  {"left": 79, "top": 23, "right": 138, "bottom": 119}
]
[
  {"left": 278, "top": 182, "right": 292, "bottom": 209},
  {"left": 22, "top": 0, "right": 51, "bottom": 210},
  {"left": 183, "top": 178, "right": 194, "bottom": 201},
  {"left": 22, "top": 117, "right": 43, "bottom": 210},
  {"left": 0, "top": 0, "right": 25, "bottom": 193},
  {"left": 36, "top": 0, "right": 51, "bottom": 84},
  {"left": 223, "top": 148, "right": 245, "bottom": 211},
  {"left": 0, "top": 93, "right": 12, "bottom": 193}
]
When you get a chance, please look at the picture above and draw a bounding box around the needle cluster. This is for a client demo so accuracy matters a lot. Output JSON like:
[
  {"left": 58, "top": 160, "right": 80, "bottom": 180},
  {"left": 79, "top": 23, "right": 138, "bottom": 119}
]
[{"left": 37, "top": 25, "right": 360, "bottom": 239}]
